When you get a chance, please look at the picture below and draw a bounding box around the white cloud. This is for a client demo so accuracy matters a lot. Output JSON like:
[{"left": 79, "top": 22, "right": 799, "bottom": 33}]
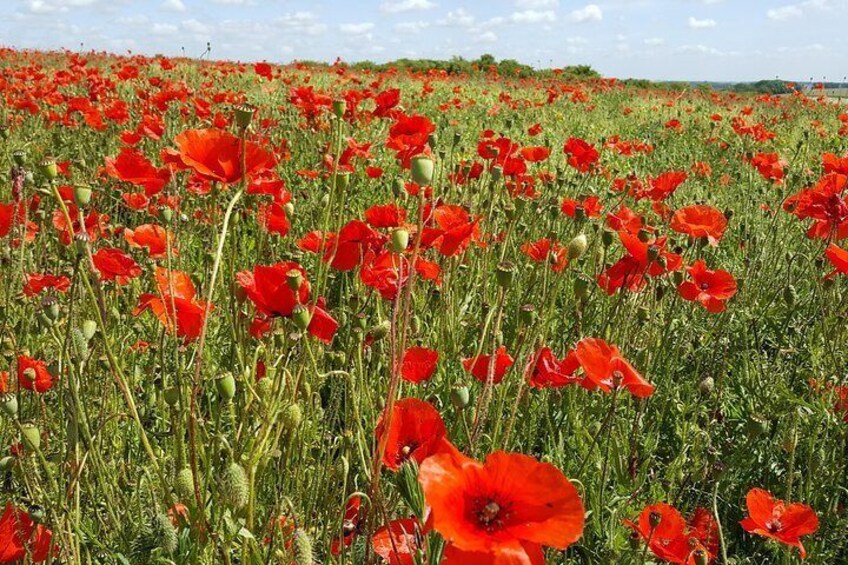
[
  {"left": 515, "top": 0, "right": 558, "bottom": 7},
  {"left": 510, "top": 10, "right": 556, "bottom": 23},
  {"left": 276, "top": 12, "right": 327, "bottom": 36},
  {"left": 395, "top": 21, "right": 430, "bottom": 33},
  {"left": 340, "top": 22, "right": 375, "bottom": 35},
  {"left": 380, "top": 0, "right": 436, "bottom": 13},
  {"left": 161, "top": 0, "right": 185, "bottom": 11},
  {"left": 767, "top": 0, "right": 831, "bottom": 20},
  {"left": 569, "top": 4, "right": 602, "bottom": 23},
  {"left": 152, "top": 23, "right": 178, "bottom": 35},
  {"left": 27, "top": 0, "right": 100, "bottom": 13},
  {"left": 688, "top": 16, "right": 716, "bottom": 28},
  {"left": 182, "top": 19, "right": 210, "bottom": 34},
  {"left": 439, "top": 8, "right": 475, "bottom": 27},
  {"left": 476, "top": 31, "right": 498, "bottom": 42},
  {"left": 644, "top": 37, "right": 665, "bottom": 45}
]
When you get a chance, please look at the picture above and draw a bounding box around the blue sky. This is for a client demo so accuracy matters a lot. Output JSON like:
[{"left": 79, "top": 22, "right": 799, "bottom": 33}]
[{"left": 2, "top": 0, "right": 846, "bottom": 82}]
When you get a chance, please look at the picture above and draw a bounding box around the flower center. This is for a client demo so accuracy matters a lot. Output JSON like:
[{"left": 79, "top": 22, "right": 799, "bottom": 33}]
[
  {"left": 612, "top": 370, "right": 624, "bottom": 386},
  {"left": 401, "top": 442, "right": 417, "bottom": 457},
  {"left": 699, "top": 282, "right": 710, "bottom": 291},
  {"left": 472, "top": 497, "right": 511, "bottom": 533},
  {"left": 478, "top": 501, "right": 501, "bottom": 525},
  {"left": 766, "top": 519, "right": 782, "bottom": 533}
]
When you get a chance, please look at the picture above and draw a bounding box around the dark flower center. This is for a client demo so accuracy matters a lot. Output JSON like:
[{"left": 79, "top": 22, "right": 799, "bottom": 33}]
[
  {"left": 699, "top": 281, "right": 710, "bottom": 291},
  {"left": 472, "top": 497, "right": 511, "bottom": 533},
  {"left": 766, "top": 519, "right": 782, "bottom": 533}
]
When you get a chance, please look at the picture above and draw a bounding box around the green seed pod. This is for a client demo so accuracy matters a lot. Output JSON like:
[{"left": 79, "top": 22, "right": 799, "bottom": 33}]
[
  {"left": 574, "top": 276, "right": 591, "bottom": 300},
  {"left": 151, "top": 513, "right": 178, "bottom": 555},
  {"left": 293, "top": 305, "right": 312, "bottom": 330},
  {"left": 81, "top": 319, "right": 97, "bottom": 340},
  {"left": 219, "top": 463, "right": 249, "bottom": 510},
  {"left": 216, "top": 372, "right": 236, "bottom": 401},
  {"left": 428, "top": 132, "right": 439, "bottom": 149},
  {"left": 450, "top": 385, "right": 470, "bottom": 409},
  {"left": 1, "top": 393, "right": 18, "bottom": 418},
  {"left": 332, "top": 99, "right": 346, "bottom": 119},
  {"left": 601, "top": 228, "right": 615, "bottom": 247},
  {"left": 391, "top": 228, "right": 409, "bottom": 253},
  {"left": 692, "top": 548, "right": 709, "bottom": 565},
  {"left": 519, "top": 303, "right": 536, "bottom": 324},
  {"left": 282, "top": 404, "right": 303, "bottom": 431},
  {"left": 160, "top": 207, "right": 173, "bottom": 224},
  {"left": 392, "top": 178, "right": 405, "bottom": 197},
  {"left": 73, "top": 185, "right": 92, "bottom": 207},
  {"left": 334, "top": 172, "right": 350, "bottom": 191},
  {"left": 39, "top": 157, "right": 58, "bottom": 180},
  {"left": 566, "top": 233, "right": 588, "bottom": 260},
  {"left": 286, "top": 269, "right": 303, "bottom": 291},
  {"left": 28, "top": 505, "right": 45, "bottom": 524},
  {"left": 672, "top": 270, "right": 685, "bottom": 286},
  {"left": 490, "top": 165, "right": 503, "bottom": 182},
  {"left": 637, "top": 228, "right": 651, "bottom": 242},
  {"left": 163, "top": 386, "right": 180, "bottom": 407},
  {"left": 21, "top": 423, "right": 41, "bottom": 451},
  {"left": 13, "top": 150, "right": 26, "bottom": 167},
  {"left": 411, "top": 156, "right": 434, "bottom": 186},
  {"left": 745, "top": 415, "right": 769, "bottom": 438},
  {"left": 293, "top": 529, "right": 313, "bottom": 565},
  {"left": 495, "top": 261, "right": 515, "bottom": 289},
  {"left": 174, "top": 467, "right": 195, "bottom": 500},
  {"left": 234, "top": 103, "right": 256, "bottom": 129},
  {"left": 41, "top": 295, "right": 59, "bottom": 321}
]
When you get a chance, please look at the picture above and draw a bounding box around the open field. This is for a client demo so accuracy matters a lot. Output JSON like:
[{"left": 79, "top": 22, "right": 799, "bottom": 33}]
[{"left": 1, "top": 48, "right": 848, "bottom": 564}]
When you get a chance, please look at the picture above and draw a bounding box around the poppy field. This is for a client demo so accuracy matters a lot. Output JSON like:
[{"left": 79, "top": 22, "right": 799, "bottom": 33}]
[{"left": 1, "top": 47, "right": 848, "bottom": 564}]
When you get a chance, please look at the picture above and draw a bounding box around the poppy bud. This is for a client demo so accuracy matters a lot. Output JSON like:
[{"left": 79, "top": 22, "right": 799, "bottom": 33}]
[
  {"left": 428, "top": 132, "right": 439, "bottom": 149},
  {"left": 354, "top": 313, "right": 368, "bottom": 331},
  {"left": 574, "top": 276, "right": 591, "bottom": 300},
  {"left": 82, "top": 319, "right": 97, "bottom": 340},
  {"left": 216, "top": 372, "right": 236, "bottom": 401},
  {"left": 822, "top": 277, "right": 834, "bottom": 290},
  {"left": 286, "top": 269, "right": 303, "bottom": 291},
  {"left": 73, "top": 185, "right": 92, "bottom": 207},
  {"left": 39, "top": 157, "right": 58, "bottom": 180},
  {"left": 637, "top": 228, "right": 651, "bottom": 242},
  {"left": 21, "top": 422, "right": 41, "bottom": 451},
  {"left": 453, "top": 131, "right": 461, "bottom": 145},
  {"left": 391, "top": 228, "right": 409, "bottom": 253},
  {"left": 636, "top": 305, "right": 650, "bottom": 323},
  {"left": 234, "top": 103, "right": 256, "bottom": 129},
  {"left": 567, "top": 233, "right": 588, "bottom": 261},
  {"left": 74, "top": 232, "right": 89, "bottom": 255},
  {"left": 284, "top": 201, "right": 295, "bottom": 217},
  {"left": 495, "top": 261, "right": 515, "bottom": 289},
  {"left": 411, "top": 156, "right": 434, "bottom": 186},
  {"left": 503, "top": 201, "right": 516, "bottom": 221},
  {"left": 647, "top": 245, "right": 661, "bottom": 262},
  {"left": 370, "top": 319, "right": 391, "bottom": 341},
  {"left": 655, "top": 283, "right": 666, "bottom": 301},
  {"left": 450, "top": 385, "right": 470, "bottom": 409},
  {"left": 392, "top": 178, "right": 404, "bottom": 197},
  {"left": 0, "top": 456, "right": 14, "bottom": 471},
  {"left": 159, "top": 207, "right": 173, "bottom": 224},
  {"left": 219, "top": 462, "right": 249, "bottom": 509},
  {"left": 41, "top": 295, "right": 59, "bottom": 321},
  {"left": 0, "top": 393, "right": 18, "bottom": 418},
  {"left": 783, "top": 285, "right": 797, "bottom": 306},
  {"left": 333, "top": 173, "right": 350, "bottom": 191},
  {"left": 13, "top": 150, "right": 25, "bottom": 167},
  {"left": 601, "top": 228, "right": 615, "bottom": 247},
  {"left": 692, "top": 548, "right": 709, "bottom": 565},
  {"left": 292, "top": 305, "right": 312, "bottom": 330},
  {"left": 282, "top": 404, "right": 303, "bottom": 431},
  {"left": 672, "top": 270, "right": 684, "bottom": 286},
  {"left": 332, "top": 99, "right": 346, "bottom": 119},
  {"left": 574, "top": 206, "right": 586, "bottom": 222},
  {"left": 699, "top": 376, "right": 715, "bottom": 395},
  {"left": 28, "top": 505, "right": 45, "bottom": 524},
  {"left": 628, "top": 530, "right": 641, "bottom": 550},
  {"left": 519, "top": 303, "right": 536, "bottom": 324},
  {"left": 293, "top": 529, "right": 313, "bottom": 565},
  {"left": 490, "top": 165, "right": 502, "bottom": 182}
]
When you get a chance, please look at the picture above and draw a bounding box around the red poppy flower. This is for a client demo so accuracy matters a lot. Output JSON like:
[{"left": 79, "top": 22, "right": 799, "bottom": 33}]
[
  {"left": 134, "top": 267, "right": 209, "bottom": 343},
  {"left": 521, "top": 238, "right": 568, "bottom": 273},
  {"left": 740, "top": 488, "right": 818, "bottom": 559},
  {"left": 422, "top": 205, "right": 481, "bottom": 257},
  {"left": 561, "top": 196, "right": 602, "bottom": 219},
  {"left": 23, "top": 273, "right": 70, "bottom": 297},
  {"left": 171, "top": 128, "right": 274, "bottom": 184},
  {"left": 677, "top": 260, "right": 737, "bottom": 313},
  {"left": 670, "top": 205, "right": 727, "bottom": 246},
  {"left": 574, "top": 338, "right": 654, "bottom": 398},
  {"left": 236, "top": 262, "right": 338, "bottom": 343},
  {"left": 0, "top": 503, "right": 53, "bottom": 563},
  {"left": 386, "top": 114, "right": 435, "bottom": 167},
  {"left": 640, "top": 171, "right": 687, "bottom": 201},
  {"left": 563, "top": 137, "right": 599, "bottom": 173},
  {"left": 520, "top": 146, "right": 551, "bottom": 163},
  {"left": 365, "top": 204, "right": 407, "bottom": 228},
  {"left": 104, "top": 147, "right": 171, "bottom": 196},
  {"left": 598, "top": 232, "right": 682, "bottom": 295},
  {"left": 625, "top": 503, "right": 718, "bottom": 564},
  {"left": 372, "top": 518, "right": 421, "bottom": 565},
  {"left": 17, "top": 355, "right": 54, "bottom": 393},
  {"left": 750, "top": 152, "right": 785, "bottom": 183},
  {"left": 401, "top": 347, "right": 439, "bottom": 384},
  {"left": 375, "top": 398, "right": 448, "bottom": 471},
  {"left": 527, "top": 347, "right": 581, "bottom": 389},
  {"left": 331, "top": 496, "right": 362, "bottom": 555},
  {"left": 0, "top": 203, "right": 14, "bottom": 238},
  {"left": 124, "top": 224, "right": 173, "bottom": 259},
  {"left": 92, "top": 247, "right": 142, "bottom": 285},
  {"left": 360, "top": 251, "right": 441, "bottom": 301},
  {"left": 418, "top": 443, "right": 584, "bottom": 565},
  {"left": 462, "top": 346, "right": 515, "bottom": 385},
  {"left": 825, "top": 243, "right": 848, "bottom": 277}
]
